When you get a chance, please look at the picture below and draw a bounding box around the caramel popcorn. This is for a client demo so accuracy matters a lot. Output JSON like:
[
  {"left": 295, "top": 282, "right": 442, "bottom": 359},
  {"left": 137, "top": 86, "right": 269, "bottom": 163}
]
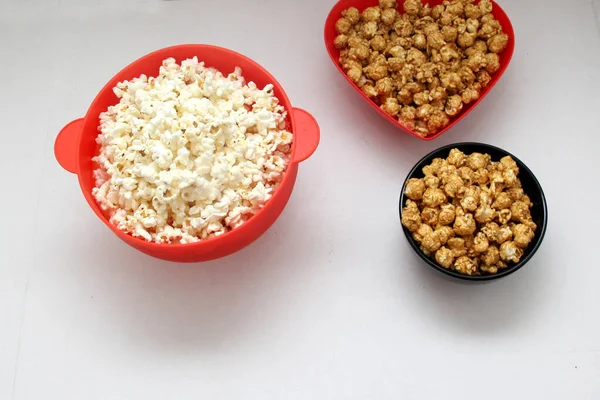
[
  {"left": 512, "top": 223, "right": 535, "bottom": 249},
  {"left": 436, "top": 225, "right": 454, "bottom": 244},
  {"left": 496, "top": 224, "right": 513, "bottom": 244},
  {"left": 447, "top": 237, "right": 466, "bottom": 257},
  {"left": 423, "top": 174, "right": 440, "bottom": 188},
  {"left": 499, "top": 241, "right": 523, "bottom": 263},
  {"left": 454, "top": 256, "right": 478, "bottom": 275},
  {"left": 401, "top": 199, "right": 422, "bottom": 232},
  {"left": 422, "top": 187, "right": 447, "bottom": 208},
  {"left": 402, "top": 149, "right": 537, "bottom": 276},
  {"left": 421, "top": 207, "right": 439, "bottom": 225},
  {"left": 335, "top": 0, "right": 509, "bottom": 136},
  {"left": 435, "top": 246, "right": 454, "bottom": 268},
  {"left": 422, "top": 231, "right": 443, "bottom": 252},
  {"left": 438, "top": 203, "right": 456, "bottom": 225},
  {"left": 413, "top": 224, "right": 433, "bottom": 243}
]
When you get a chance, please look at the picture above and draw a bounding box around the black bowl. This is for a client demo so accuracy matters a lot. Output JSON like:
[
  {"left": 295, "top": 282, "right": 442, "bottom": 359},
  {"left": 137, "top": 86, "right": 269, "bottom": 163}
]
[{"left": 399, "top": 142, "right": 548, "bottom": 281}]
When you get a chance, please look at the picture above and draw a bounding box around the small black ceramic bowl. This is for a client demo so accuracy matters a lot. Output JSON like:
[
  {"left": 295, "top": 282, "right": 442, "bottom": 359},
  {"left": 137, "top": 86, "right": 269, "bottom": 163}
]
[{"left": 399, "top": 142, "right": 548, "bottom": 281}]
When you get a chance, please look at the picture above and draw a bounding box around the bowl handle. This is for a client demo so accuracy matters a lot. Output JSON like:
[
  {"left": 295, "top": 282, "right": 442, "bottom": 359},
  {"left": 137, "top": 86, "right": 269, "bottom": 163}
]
[
  {"left": 291, "top": 108, "right": 320, "bottom": 163},
  {"left": 54, "top": 118, "right": 84, "bottom": 174}
]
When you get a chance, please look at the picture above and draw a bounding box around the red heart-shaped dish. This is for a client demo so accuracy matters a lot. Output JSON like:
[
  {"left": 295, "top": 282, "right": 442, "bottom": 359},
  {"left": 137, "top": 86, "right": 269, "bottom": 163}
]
[{"left": 324, "top": 0, "right": 515, "bottom": 140}]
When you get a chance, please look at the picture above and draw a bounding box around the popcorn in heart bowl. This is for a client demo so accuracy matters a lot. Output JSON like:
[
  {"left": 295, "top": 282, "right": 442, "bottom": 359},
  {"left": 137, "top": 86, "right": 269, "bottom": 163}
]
[{"left": 324, "top": 0, "right": 515, "bottom": 140}]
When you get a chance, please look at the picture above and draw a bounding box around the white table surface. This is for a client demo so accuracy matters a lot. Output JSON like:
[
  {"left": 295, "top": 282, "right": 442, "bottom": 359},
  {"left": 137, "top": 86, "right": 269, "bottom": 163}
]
[{"left": 1, "top": 0, "right": 599, "bottom": 398}]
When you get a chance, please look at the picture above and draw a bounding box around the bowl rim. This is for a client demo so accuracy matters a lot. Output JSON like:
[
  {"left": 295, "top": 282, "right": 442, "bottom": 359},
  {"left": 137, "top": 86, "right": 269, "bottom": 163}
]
[
  {"left": 323, "top": 0, "right": 516, "bottom": 141},
  {"left": 77, "top": 44, "right": 300, "bottom": 249},
  {"left": 399, "top": 142, "right": 548, "bottom": 281}
]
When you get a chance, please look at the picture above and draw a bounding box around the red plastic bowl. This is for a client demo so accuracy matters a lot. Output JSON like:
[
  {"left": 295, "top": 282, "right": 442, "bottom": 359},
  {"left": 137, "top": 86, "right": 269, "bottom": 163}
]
[
  {"left": 54, "top": 44, "right": 320, "bottom": 263},
  {"left": 324, "top": 0, "right": 515, "bottom": 140}
]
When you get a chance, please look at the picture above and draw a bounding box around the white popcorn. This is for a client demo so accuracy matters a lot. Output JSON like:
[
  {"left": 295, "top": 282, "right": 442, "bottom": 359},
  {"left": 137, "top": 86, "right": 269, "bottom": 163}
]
[{"left": 92, "top": 57, "right": 293, "bottom": 243}]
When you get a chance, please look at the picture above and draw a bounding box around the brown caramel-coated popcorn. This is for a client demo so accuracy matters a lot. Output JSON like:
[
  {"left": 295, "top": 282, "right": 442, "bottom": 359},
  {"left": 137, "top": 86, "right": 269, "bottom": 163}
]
[
  {"left": 428, "top": 110, "right": 450, "bottom": 133},
  {"left": 488, "top": 33, "right": 509, "bottom": 54},
  {"left": 446, "top": 148, "right": 466, "bottom": 166},
  {"left": 445, "top": 94, "right": 463, "bottom": 116},
  {"left": 435, "top": 246, "right": 455, "bottom": 268},
  {"left": 473, "top": 168, "right": 489, "bottom": 185},
  {"left": 422, "top": 231, "right": 443, "bottom": 252},
  {"left": 362, "top": 21, "right": 379, "bottom": 38},
  {"left": 336, "top": 18, "right": 352, "bottom": 34},
  {"left": 481, "top": 221, "right": 500, "bottom": 242},
  {"left": 413, "top": 91, "right": 430, "bottom": 106},
  {"left": 462, "top": 85, "right": 480, "bottom": 104},
  {"left": 346, "top": 67, "right": 362, "bottom": 83},
  {"left": 473, "top": 232, "right": 490, "bottom": 253},
  {"left": 421, "top": 207, "right": 439, "bottom": 225},
  {"left": 381, "top": 96, "right": 401, "bottom": 117},
  {"left": 420, "top": 3, "right": 432, "bottom": 17},
  {"left": 485, "top": 53, "right": 501, "bottom": 74},
  {"left": 454, "top": 213, "right": 476, "bottom": 235},
  {"left": 479, "top": 20, "right": 501, "bottom": 40},
  {"left": 454, "top": 256, "right": 478, "bottom": 275},
  {"left": 416, "top": 103, "right": 434, "bottom": 119},
  {"left": 447, "top": 0, "right": 465, "bottom": 16},
  {"left": 436, "top": 226, "right": 454, "bottom": 244},
  {"left": 477, "top": 70, "right": 492, "bottom": 87},
  {"left": 422, "top": 187, "right": 447, "bottom": 208},
  {"left": 505, "top": 187, "right": 525, "bottom": 202},
  {"left": 413, "top": 223, "right": 434, "bottom": 242},
  {"left": 362, "top": 84, "right": 378, "bottom": 98},
  {"left": 441, "top": 72, "right": 463, "bottom": 91},
  {"left": 334, "top": 35, "right": 349, "bottom": 49},
  {"left": 460, "top": 195, "right": 478, "bottom": 212},
  {"left": 365, "top": 62, "right": 388, "bottom": 80},
  {"left": 402, "top": 200, "right": 422, "bottom": 232},
  {"left": 413, "top": 33, "right": 427, "bottom": 49},
  {"left": 447, "top": 237, "right": 467, "bottom": 258},
  {"left": 348, "top": 45, "right": 370, "bottom": 61},
  {"left": 481, "top": 245, "right": 500, "bottom": 266},
  {"left": 511, "top": 201, "right": 531, "bottom": 222},
  {"left": 492, "top": 192, "right": 512, "bottom": 209},
  {"left": 499, "top": 241, "right": 523, "bottom": 263},
  {"left": 405, "top": 177, "right": 426, "bottom": 200},
  {"left": 376, "top": 77, "right": 395, "bottom": 95},
  {"left": 404, "top": 0, "right": 422, "bottom": 15},
  {"left": 440, "top": 11, "right": 454, "bottom": 26},
  {"left": 475, "top": 203, "right": 496, "bottom": 224},
  {"left": 496, "top": 224, "right": 513, "bottom": 244},
  {"left": 342, "top": 7, "right": 360, "bottom": 23},
  {"left": 457, "top": 166, "right": 475, "bottom": 185},
  {"left": 379, "top": 0, "right": 398, "bottom": 9},
  {"left": 402, "top": 149, "right": 537, "bottom": 276},
  {"left": 382, "top": 8, "right": 398, "bottom": 25},
  {"left": 457, "top": 32, "right": 476, "bottom": 48},
  {"left": 439, "top": 203, "right": 456, "bottom": 225},
  {"left": 497, "top": 208, "right": 512, "bottom": 225},
  {"left": 371, "top": 35, "right": 387, "bottom": 51},
  {"left": 512, "top": 223, "right": 535, "bottom": 248},
  {"left": 466, "top": 152, "right": 490, "bottom": 170},
  {"left": 362, "top": 7, "right": 381, "bottom": 22},
  {"left": 337, "top": 0, "right": 509, "bottom": 136},
  {"left": 423, "top": 175, "right": 440, "bottom": 188}
]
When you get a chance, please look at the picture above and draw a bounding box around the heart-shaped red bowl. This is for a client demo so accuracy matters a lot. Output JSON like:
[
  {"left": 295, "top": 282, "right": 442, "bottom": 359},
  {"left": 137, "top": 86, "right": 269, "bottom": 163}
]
[{"left": 324, "top": 0, "right": 515, "bottom": 140}]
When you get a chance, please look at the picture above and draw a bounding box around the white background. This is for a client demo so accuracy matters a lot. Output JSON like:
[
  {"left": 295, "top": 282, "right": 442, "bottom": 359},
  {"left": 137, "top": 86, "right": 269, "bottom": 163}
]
[{"left": 1, "top": 0, "right": 599, "bottom": 398}]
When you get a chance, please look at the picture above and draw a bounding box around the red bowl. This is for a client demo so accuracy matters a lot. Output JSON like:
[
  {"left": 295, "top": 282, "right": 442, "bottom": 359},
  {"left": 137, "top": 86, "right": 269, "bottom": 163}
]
[
  {"left": 54, "top": 44, "right": 320, "bottom": 263},
  {"left": 324, "top": 0, "right": 515, "bottom": 140}
]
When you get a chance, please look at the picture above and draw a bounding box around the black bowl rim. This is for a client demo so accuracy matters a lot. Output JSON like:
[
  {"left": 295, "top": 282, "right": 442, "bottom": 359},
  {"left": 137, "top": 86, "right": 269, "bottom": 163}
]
[{"left": 399, "top": 142, "right": 548, "bottom": 281}]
